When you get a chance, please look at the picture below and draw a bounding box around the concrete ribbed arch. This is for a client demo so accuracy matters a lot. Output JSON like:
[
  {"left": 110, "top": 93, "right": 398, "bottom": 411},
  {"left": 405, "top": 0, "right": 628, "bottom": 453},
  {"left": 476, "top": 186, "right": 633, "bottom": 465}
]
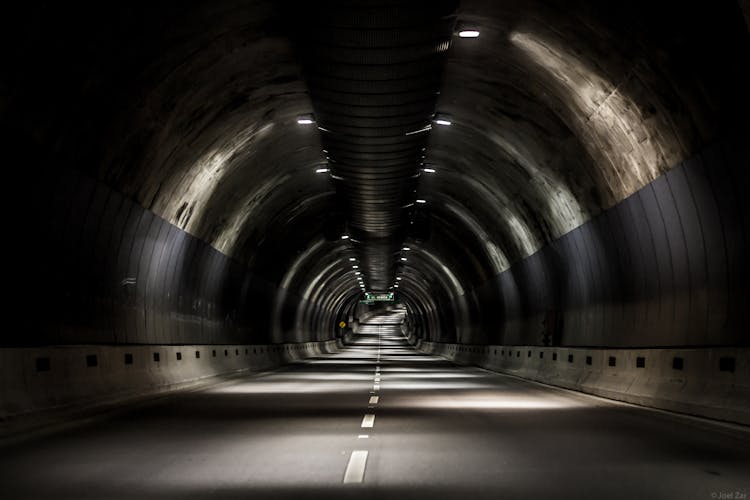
[{"left": 4, "top": 0, "right": 748, "bottom": 350}]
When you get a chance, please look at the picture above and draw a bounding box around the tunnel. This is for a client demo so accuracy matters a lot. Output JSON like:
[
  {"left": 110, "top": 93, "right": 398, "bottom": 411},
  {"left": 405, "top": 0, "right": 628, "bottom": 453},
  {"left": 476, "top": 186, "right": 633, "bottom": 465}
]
[{"left": 1, "top": 0, "right": 749, "bottom": 498}]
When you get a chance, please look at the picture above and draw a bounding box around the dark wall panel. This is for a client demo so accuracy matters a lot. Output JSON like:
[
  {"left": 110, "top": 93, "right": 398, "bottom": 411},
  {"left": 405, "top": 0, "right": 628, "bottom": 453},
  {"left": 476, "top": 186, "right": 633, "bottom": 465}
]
[
  {"left": 685, "top": 154, "right": 729, "bottom": 343},
  {"left": 6, "top": 165, "right": 332, "bottom": 347},
  {"left": 639, "top": 183, "right": 675, "bottom": 343},
  {"left": 593, "top": 210, "right": 622, "bottom": 344},
  {"left": 466, "top": 134, "right": 749, "bottom": 348},
  {"left": 667, "top": 163, "right": 708, "bottom": 345},
  {"left": 704, "top": 142, "right": 748, "bottom": 340}
]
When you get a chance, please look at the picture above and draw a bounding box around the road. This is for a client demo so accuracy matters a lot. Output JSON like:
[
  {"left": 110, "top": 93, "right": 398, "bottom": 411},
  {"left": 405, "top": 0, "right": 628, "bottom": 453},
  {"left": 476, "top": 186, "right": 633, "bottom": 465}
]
[{"left": 1, "top": 311, "right": 748, "bottom": 499}]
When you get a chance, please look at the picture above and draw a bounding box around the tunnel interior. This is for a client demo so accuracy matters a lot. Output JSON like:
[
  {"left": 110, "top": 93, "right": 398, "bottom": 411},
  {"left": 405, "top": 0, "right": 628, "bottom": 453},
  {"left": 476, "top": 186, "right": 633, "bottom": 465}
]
[
  {"left": 1, "top": 2, "right": 750, "bottom": 497},
  {"left": 2, "top": 0, "right": 749, "bottom": 404}
]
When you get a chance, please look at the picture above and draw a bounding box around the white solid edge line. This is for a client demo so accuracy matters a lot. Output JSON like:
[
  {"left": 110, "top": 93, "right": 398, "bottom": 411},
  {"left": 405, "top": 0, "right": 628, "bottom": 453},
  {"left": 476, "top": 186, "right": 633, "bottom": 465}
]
[
  {"left": 361, "top": 414, "right": 375, "bottom": 428},
  {"left": 343, "top": 450, "right": 368, "bottom": 484},
  {"left": 369, "top": 396, "right": 379, "bottom": 404}
]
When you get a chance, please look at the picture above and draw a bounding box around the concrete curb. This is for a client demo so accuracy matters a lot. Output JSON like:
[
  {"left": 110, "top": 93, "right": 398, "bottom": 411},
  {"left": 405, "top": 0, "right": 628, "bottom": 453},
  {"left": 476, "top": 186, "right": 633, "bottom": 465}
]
[
  {"left": 412, "top": 340, "right": 750, "bottom": 426},
  {"left": 0, "top": 340, "right": 339, "bottom": 426}
]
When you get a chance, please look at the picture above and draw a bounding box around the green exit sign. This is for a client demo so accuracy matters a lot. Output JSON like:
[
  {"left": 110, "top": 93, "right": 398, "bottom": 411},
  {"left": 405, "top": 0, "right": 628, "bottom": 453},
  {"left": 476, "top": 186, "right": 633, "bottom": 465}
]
[{"left": 365, "top": 292, "right": 394, "bottom": 302}]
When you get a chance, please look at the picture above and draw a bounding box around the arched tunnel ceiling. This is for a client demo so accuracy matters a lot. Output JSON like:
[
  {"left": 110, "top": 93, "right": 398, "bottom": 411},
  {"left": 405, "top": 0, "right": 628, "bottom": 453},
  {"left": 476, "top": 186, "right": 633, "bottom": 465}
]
[
  {"left": 3, "top": 0, "right": 749, "bottom": 345},
  {"left": 422, "top": 0, "right": 741, "bottom": 257},
  {"left": 402, "top": 0, "right": 750, "bottom": 306}
]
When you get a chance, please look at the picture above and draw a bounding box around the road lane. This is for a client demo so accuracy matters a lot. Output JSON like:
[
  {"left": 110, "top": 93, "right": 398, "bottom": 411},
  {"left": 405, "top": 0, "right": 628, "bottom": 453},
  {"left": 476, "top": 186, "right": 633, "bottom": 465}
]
[{"left": 0, "top": 311, "right": 747, "bottom": 499}]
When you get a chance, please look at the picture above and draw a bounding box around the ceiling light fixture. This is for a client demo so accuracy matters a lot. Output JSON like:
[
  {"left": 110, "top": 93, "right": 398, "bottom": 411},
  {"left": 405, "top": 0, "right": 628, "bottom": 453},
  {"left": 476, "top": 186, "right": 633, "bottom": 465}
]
[
  {"left": 458, "top": 30, "right": 480, "bottom": 38},
  {"left": 433, "top": 113, "right": 453, "bottom": 126},
  {"left": 416, "top": 199, "right": 426, "bottom": 204},
  {"left": 405, "top": 124, "right": 432, "bottom": 136},
  {"left": 423, "top": 168, "right": 436, "bottom": 173},
  {"left": 315, "top": 168, "right": 329, "bottom": 173},
  {"left": 341, "top": 235, "right": 349, "bottom": 240}
]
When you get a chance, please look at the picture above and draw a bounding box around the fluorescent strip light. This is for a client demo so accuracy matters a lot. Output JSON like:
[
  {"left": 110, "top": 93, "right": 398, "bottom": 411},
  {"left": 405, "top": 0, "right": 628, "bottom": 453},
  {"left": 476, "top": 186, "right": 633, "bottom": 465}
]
[{"left": 405, "top": 124, "right": 432, "bottom": 135}]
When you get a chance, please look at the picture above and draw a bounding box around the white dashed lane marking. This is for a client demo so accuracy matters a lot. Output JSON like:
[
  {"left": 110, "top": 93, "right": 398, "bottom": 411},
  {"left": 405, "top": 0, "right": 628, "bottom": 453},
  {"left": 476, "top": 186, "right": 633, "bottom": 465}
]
[
  {"left": 343, "top": 317, "right": 403, "bottom": 486},
  {"left": 361, "top": 414, "right": 375, "bottom": 428},
  {"left": 343, "top": 450, "right": 368, "bottom": 484}
]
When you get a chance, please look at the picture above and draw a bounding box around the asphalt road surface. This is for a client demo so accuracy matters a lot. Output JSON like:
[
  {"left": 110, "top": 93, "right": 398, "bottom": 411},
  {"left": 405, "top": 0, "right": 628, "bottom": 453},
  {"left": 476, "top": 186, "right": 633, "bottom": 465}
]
[{"left": 1, "top": 311, "right": 748, "bottom": 499}]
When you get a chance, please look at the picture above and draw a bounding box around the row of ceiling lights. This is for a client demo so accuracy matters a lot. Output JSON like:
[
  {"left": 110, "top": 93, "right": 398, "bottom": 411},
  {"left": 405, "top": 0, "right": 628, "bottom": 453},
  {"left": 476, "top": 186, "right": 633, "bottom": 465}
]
[
  {"left": 292, "top": 124, "right": 370, "bottom": 293},
  {"left": 306, "top": 130, "right": 438, "bottom": 295},
  {"left": 393, "top": 246, "right": 410, "bottom": 289},
  {"left": 298, "top": 28, "right": 479, "bottom": 296},
  {"left": 339, "top": 244, "right": 415, "bottom": 294}
]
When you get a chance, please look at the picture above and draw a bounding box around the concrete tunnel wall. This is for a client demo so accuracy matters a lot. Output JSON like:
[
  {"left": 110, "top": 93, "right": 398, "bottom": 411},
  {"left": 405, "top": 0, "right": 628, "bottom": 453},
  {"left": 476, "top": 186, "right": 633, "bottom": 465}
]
[
  {"left": 413, "top": 338, "right": 750, "bottom": 424},
  {"left": 0, "top": 163, "right": 349, "bottom": 421},
  {"left": 458, "top": 135, "right": 750, "bottom": 348},
  {"left": 1, "top": 1, "right": 749, "bottom": 424},
  {"left": 12, "top": 167, "right": 337, "bottom": 347}
]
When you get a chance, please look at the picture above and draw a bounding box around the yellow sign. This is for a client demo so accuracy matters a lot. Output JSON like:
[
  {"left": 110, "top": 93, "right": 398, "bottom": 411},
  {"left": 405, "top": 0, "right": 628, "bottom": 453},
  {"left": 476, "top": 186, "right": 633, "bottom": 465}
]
[{"left": 339, "top": 321, "right": 347, "bottom": 328}]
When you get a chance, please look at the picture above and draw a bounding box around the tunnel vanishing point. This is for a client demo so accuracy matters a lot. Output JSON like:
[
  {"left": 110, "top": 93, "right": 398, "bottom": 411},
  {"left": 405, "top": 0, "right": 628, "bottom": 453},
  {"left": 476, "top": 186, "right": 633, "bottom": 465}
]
[{"left": 1, "top": 1, "right": 749, "bottom": 499}]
